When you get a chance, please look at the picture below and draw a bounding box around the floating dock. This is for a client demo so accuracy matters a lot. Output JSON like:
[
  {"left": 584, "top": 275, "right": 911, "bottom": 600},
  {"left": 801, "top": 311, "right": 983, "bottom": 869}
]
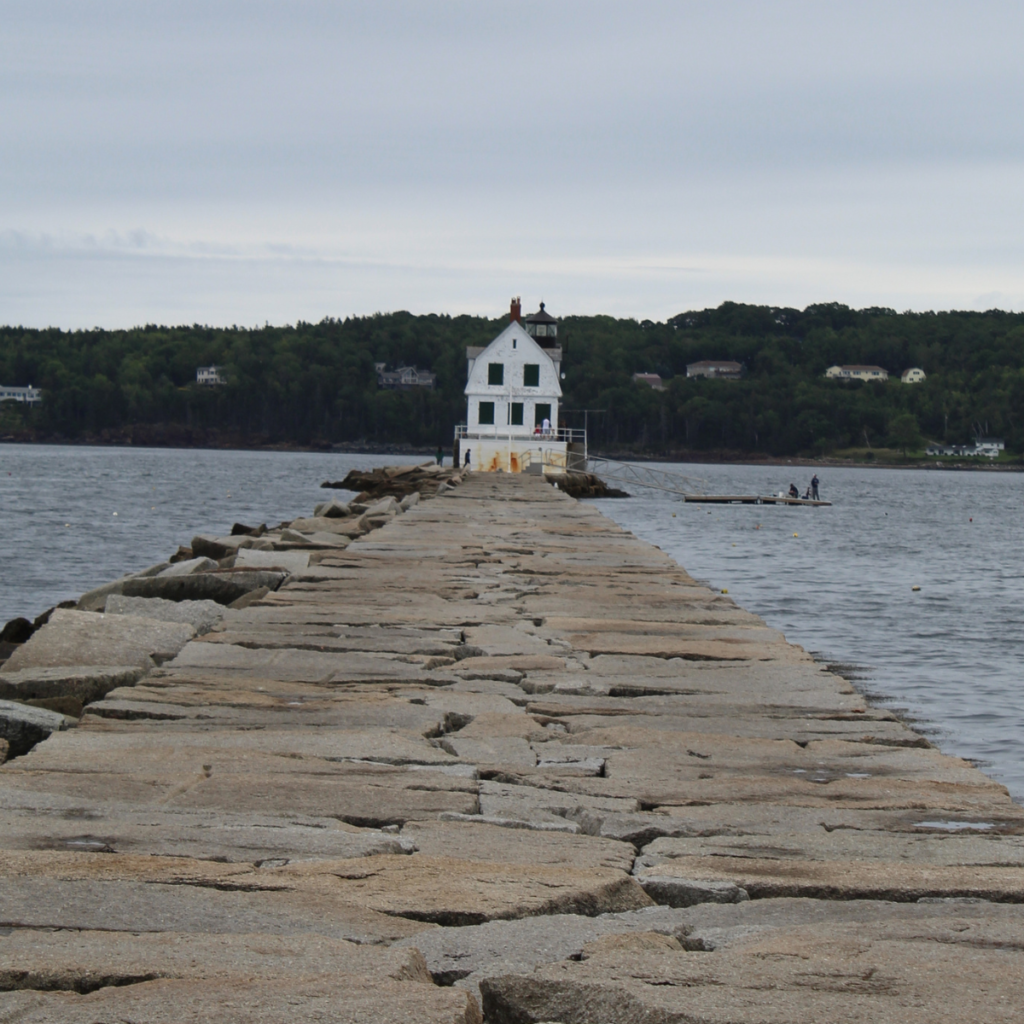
[
  {"left": 0, "top": 472, "right": 1019, "bottom": 1023},
  {"left": 685, "top": 494, "right": 832, "bottom": 505}
]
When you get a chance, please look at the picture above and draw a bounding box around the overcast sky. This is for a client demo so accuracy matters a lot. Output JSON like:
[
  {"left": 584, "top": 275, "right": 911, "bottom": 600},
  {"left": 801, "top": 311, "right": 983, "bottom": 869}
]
[{"left": 3, "top": 0, "right": 1024, "bottom": 327}]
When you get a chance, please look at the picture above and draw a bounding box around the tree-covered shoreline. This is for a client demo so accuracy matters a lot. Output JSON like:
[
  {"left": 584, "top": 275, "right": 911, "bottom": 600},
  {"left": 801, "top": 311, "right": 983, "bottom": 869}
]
[{"left": 3, "top": 302, "right": 1024, "bottom": 457}]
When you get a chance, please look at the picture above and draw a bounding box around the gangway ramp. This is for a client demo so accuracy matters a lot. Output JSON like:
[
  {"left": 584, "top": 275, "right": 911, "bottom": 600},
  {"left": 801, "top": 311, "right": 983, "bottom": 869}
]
[{"left": 586, "top": 457, "right": 707, "bottom": 497}]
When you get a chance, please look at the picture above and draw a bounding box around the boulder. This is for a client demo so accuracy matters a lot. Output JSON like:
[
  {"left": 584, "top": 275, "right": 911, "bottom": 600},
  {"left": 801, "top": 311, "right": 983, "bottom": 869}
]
[
  {"left": 121, "top": 571, "right": 288, "bottom": 606},
  {"left": 400, "top": 492, "right": 421, "bottom": 511},
  {"left": 230, "top": 522, "right": 266, "bottom": 536},
  {"left": 76, "top": 562, "right": 174, "bottom": 612},
  {"left": 104, "top": 595, "right": 226, "bottom": 635},
  {"left": 0, "top": 699, "right": 75, "bottom": 757},
  {"left": 1, "top": 609, "right": 195, "bottom": 673},
  {"left": 190, "top": 535, "right": 255, "bottom": 560},
  {"left": 313, "top": 499, "right": 351, "bottom": 518},
  {"left": 157, "top": 556, "right": 220, "bottom": 576},
  {"left": 0, "top": 617, "right": 35, "bottom": 644}
]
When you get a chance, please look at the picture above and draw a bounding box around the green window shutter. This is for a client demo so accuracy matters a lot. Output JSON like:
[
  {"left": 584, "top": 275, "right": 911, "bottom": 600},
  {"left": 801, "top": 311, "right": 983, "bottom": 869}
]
[
  {"left": 510, "top": 403, "right": 524, "bottom": 425},
  {"left": 523, "top": 364, "right": 540, "bottom": 387},
  {"left": 488, "top": 363, "right": 504, "bottom": 386},
  {"left": 478, "top": 401, "right": 495, "bottom": 425}
]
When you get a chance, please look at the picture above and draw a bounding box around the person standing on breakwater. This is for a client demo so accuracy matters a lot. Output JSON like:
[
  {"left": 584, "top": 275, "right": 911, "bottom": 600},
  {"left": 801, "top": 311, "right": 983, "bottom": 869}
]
[
  {"left": 464, "top": 449, "right": 471, "bottom": 468},
  {"left": 436, "top": 445, "right": 444, "bottom": 466},
  {"left": 811, "top": 473, "right": 820, "bottom": 500}
]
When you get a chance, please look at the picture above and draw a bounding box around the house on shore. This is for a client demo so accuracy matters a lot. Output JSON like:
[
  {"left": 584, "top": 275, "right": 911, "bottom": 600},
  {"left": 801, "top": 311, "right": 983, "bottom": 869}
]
[
  {"left": 901, "top": 367, "right": 926, "bottom": 383},
  {"left": 632, "top": 372, "right": 666, "bottom": 391},
  {"left": 0, "top": 384, "right": 42, "bottom": 405},
  {"left": 686, "top": 360, "right": 743, "bottom": 379},
  {"left": 825, "top": 365, "right": 889, "bottom": 381},
  {"left": 196, "top": 366, "right": 227, "bottom": 386},
  {"left": 926, "top": 438, "right": 1004, "bottom": 458},
  {"left": 455, "top": 298, "right": 583, "bottom": 474},
  {"left": 375, "top": 365, "right": 436, "bottom": 390}
]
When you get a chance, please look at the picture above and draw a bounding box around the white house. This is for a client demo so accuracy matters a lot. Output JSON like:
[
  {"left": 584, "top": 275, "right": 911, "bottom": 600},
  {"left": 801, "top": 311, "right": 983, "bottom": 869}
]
[
  {"left": 686, "top": 360, "right": 743, "bottom": 379},
  {"left": 975, "top": 437, "right": 1005, "bottom": 457},
  {"left": 376, "top": 364, "right": 436, "bottom": 389},
  {"left": 901, "top": 367, "right": 926, "bottom": 383},
  {"left": 455, "top": 298, "right": 584, "bottom": 473},
  {"left": 0, "top": 384, "right": 42, "bottom": 405},
  {"left": 196, "top": 366, "right": 227, "bottom": 386},
  {"left": 825, "top": 365, "right": 889, "bottom": 381}
]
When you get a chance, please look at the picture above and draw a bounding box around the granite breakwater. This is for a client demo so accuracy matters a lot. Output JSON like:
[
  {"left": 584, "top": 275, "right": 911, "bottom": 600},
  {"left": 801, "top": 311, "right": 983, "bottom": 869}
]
[{"left": 0, "top": 469, "right": 1022, "bottom": 1023}]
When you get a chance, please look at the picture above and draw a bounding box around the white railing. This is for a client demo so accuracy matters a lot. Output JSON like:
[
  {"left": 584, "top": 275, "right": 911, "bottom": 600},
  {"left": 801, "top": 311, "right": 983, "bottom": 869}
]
[{"left": 454, "top": 424, "right": 587, "bottom": 443}]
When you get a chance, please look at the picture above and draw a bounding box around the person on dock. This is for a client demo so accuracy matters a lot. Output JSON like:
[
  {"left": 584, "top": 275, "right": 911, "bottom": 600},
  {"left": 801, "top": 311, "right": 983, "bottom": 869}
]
[
  {"left": 803, "top": 485, "right": 812, "bottom": 500},
  {"left": 811, "top": 474, "right": 820, "bottom": 500},
  {"left": 788, "top": 483, "right": 800, "bottom": 499},
  {"left": 436, "top": 445, "right": 444, "bottom": 466},
  {"left": 464, "top": 449, "right": 471, "bottom": 468}
]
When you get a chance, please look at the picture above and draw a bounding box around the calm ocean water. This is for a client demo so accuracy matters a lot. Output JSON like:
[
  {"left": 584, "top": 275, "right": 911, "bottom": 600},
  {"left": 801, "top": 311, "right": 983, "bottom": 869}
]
[
  {"left": 2, "top": 445, "right": 1021, "bottom": 803},
  {"left": 0, "top": 443, "right": 375, "bottom": 623},
  {"left": 592, "top": 462, "right": 1024, "bottom": 803}
]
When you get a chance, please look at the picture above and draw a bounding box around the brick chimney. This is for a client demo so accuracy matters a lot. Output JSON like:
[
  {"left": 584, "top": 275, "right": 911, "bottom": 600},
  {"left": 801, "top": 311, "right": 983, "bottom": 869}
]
[{"left": 510, "top": 296, "right": 522, "bottom": 323}]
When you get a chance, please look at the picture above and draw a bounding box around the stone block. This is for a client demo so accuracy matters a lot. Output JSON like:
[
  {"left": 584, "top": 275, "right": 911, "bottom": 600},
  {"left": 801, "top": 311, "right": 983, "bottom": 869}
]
[
  {"left": 637, "top": 876, "right": 750, "bottom": 907},
  {"left": 190, "top": 534, "right": 255, "bottom": 559},
  {"left": 2, "top": 610, "right": 194, "bottom": 673},
  {"left": 0, "top": 699, "right": 74, "bottom": 757},
  {"left": 156, "top": 556, "right": 220, "bottom": 576},
  {"left": 234, "top": 548, "right": 311, "bottom": 571},
  {"left": 398, "top": 905, "right": 694, "bottom": 993},
  {"left": 104, "top": 595, "right": 225, "bottom": 635},
  {"left": 121, "top": 570, "right": 287, "bottom": 606},
  {"left": 0, "top": 665, "right": 145, "bottom": 706}
]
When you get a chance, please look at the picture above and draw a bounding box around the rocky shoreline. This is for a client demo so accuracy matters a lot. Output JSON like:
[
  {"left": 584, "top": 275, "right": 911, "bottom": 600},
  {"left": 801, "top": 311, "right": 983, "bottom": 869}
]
[{"left": 0, "top": 469, "right": 1021, "bottom": 1023}]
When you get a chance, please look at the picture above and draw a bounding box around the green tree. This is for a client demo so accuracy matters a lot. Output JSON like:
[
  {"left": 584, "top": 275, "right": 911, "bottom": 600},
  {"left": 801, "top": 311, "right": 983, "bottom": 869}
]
[{"left": 888, "top": 413, "right": 923, "bottom": 454}]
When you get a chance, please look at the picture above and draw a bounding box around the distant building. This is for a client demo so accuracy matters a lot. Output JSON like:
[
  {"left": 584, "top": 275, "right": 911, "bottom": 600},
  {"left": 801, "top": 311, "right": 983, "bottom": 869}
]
[
  {"left": 901, "top": 368, "right": 926, "bottom": 383},
  {"left": 632, "top": 372, "right": 666, "bottom": 391},
  {"left": 0, "top": 384, "right": 42, "bottom": 405},
  {"left": 825, "top": 365, "right": 889, "bottom": 381},
  {"left": 196, "top": 366, "right": 227, "bottom": 386},
  {"left": 975, "top": 437, "right": 1005, "bottom": 457},
  {"left": 686, "top": 360, "right": 743, "bottom": 379},
  {"left": 376, "top": 365, "right": 436, "bottom": 390},
  {"left": 925, "top": 438, "right": 1004, "bottom": 458}
]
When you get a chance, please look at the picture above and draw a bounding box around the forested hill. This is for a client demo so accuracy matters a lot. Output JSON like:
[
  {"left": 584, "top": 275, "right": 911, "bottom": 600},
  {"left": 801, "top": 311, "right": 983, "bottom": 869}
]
[{"left": 2, "top": 302, "right": 1024, "bottom": 457}]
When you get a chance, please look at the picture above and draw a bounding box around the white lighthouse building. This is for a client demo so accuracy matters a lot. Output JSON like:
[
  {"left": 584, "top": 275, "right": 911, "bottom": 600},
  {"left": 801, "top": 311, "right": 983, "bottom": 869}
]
[{"left": 454, "top": 298, "right": 585, "bottom": 473}]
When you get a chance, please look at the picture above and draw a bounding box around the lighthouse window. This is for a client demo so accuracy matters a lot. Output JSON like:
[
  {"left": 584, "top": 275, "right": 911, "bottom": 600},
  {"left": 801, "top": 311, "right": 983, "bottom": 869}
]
[
  {"left": 534, "top": 403, "right": 551, "bottom": 427},
  {"left": 523, "top": 364, "right": 540, "bottom": 387},
  {"left": 509, "top": 403, "right": 524, "bottom": 426},
  {"left": 488, "top": 363, "right": 504, "bottom": 386},
  {"left": 478, "top": 401, "right": 495, "bottom": 425}
]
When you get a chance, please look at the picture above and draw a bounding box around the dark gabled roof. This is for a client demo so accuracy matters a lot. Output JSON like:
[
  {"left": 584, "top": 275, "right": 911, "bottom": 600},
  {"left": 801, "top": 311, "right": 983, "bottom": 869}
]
[{"left": 524, "top": 302, "right": 557, "bottom": 325}]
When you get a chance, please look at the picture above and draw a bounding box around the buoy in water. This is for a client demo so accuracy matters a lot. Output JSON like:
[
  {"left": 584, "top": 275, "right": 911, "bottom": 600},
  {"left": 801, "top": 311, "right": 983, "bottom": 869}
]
[
  {"left": 792, "top": 532, "right": 798, "bottom": 537},
  {"left": 912, "top": 585, "right": 921, "bottom": 591},
  {"left": 722, "top": 588, "right": 728, "bottom": 594}
]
